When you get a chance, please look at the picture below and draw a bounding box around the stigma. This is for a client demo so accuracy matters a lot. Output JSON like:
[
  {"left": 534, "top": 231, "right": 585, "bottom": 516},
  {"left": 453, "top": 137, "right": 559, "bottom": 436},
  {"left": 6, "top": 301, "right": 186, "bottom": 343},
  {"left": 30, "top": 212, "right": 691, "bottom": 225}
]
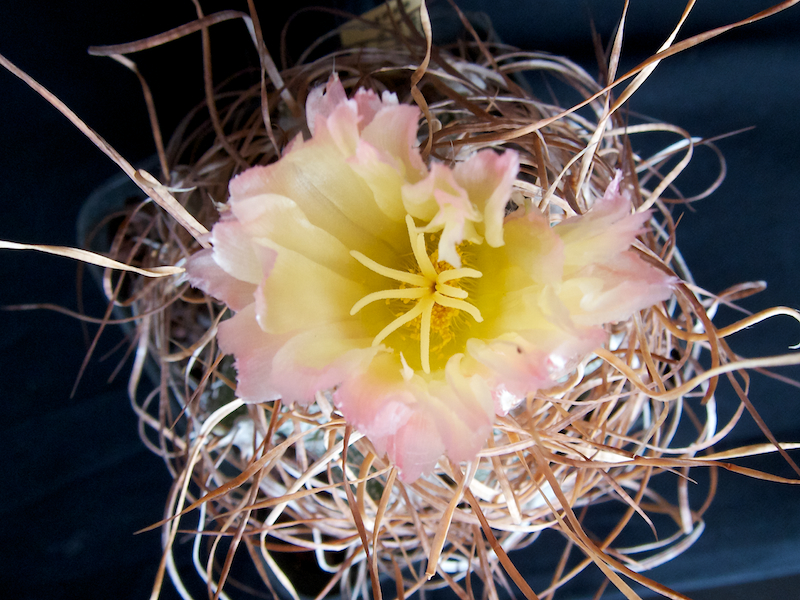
[{"left": 350, "top": 215, "right": 483, "bottom": 374}]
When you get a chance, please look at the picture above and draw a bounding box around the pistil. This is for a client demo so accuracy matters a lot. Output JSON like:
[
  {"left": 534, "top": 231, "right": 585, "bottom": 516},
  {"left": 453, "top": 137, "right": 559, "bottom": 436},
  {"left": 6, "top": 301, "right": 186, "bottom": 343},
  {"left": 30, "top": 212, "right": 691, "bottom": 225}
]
[{"left": 350, "top": 215, "right": 483, "bottom": 374}]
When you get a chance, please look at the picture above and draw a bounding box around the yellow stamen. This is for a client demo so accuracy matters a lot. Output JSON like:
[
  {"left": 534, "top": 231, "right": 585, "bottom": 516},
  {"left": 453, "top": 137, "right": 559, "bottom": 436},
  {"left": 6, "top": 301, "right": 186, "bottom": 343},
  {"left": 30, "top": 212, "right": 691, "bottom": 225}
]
[
  {"left": 435, "top": 283, "right": 468, "bottom": 299},
  {"left": 350, "top": 250, "right": 428, "bottom": 287},
  {"left": 437, "top": 268, "right": 482, "bottom": 283},
  {"left": 419, "top": 296, "right": 435, "bottom": 374},
  {"left": 408, "top": 216, "right": 438, "bottom": 281},
  {"left": 373, "top": 300, "right": 426, "bottom": 347},
  {"left": 432, "top": 293, "right": 484, "bottom": 322},
  {"left": 350, "top": 287, "right": 428, "bottom": 315},
  {"left": 351, "top": 215, "right": 485, "bottom": 374}
]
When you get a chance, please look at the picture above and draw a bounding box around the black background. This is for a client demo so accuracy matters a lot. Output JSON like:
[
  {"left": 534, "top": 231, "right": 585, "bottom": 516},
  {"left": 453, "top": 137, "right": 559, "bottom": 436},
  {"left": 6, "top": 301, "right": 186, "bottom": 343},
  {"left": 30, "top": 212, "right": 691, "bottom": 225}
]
[{"left": 1, "top": 1, "right": 799, "bottom": 599}]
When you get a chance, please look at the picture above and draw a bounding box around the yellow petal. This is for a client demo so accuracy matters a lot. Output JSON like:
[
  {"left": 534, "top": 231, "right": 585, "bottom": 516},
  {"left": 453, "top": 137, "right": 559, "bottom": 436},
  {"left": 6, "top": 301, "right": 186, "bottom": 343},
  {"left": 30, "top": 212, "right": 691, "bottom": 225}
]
[
  {"left": 348, "top": 141, "right": 408, "bottom": 222},
  {"left": 209, "top": 220, "right": 268, "bottom": 284},
  {"left": 267, "top": 145, "right": 408, "bottom": 257},
  {"left": 257, "top": 245, "right": 367, "bottom": 334},
  {"left": 231, "top": 192, "right": 369, "bottom": 282},
  {"left": 453, "top": 149, "right": 519, "bottom": 247}
]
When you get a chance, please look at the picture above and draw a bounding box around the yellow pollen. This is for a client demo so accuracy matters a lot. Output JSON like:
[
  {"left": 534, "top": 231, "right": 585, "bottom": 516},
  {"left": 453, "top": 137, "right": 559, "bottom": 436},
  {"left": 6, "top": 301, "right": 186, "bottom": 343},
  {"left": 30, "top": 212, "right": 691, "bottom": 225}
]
[{"left": 350, "top": 215, "right": 483, "bottom": 374}]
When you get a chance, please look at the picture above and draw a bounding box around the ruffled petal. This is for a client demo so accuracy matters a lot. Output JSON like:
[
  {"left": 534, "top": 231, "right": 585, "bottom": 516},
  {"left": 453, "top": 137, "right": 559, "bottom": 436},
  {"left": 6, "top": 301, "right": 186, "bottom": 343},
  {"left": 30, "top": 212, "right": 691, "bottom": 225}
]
[
  {"left": 562, "top": 251, "right": 676, "bottom": 326},
  {"left": 270, "top": 322, "right": 378, "bottom": 405},
  {"left": 557, "top": 173, "right": 651, "bottom": 272},
  {"left": 363, "top": 398, "right": 445, "bottom": 483},
  {"left": 427, "top": 354, "right": 494, "bottom": 461},
  {"left": 402, "top": 163, "right": 483, "bottom": 267},
  {"left": 453, "top": 149, "right": 520, "bottom": 248},
  {"left": 217, "top": 305, "right": 288, "bottom": 404},
  {"left": 209, "top": 219, "right": 273, "bottom": 285},
  {"left": 306, "top": 74, "right": 397, "bottom": 137},
  {"left": 255, "top": 244, "right": 367, "bottom": 334},
  {"left": 348, "top": 140, "right": 408, "bottom": 222},
  {"left": 467, "top": 325, "right": 607, "bottom": 412},
  {"left": 360, "top": 103, "right": 426, "bottom": 182},
  {"left": 467, "top": 335, "right": 552, "bottom": 401},
  {"left": 501, "top": 209, "right": 564, "bottom": 286},
  {"left": 220, "top": 307, "right": 377, "bottom": 406},
  {"left": 313, "top": 99, "right": 362, "bottom": 158},
  {"left": 230, "top": 192, "right": 366, "bottom": 282},
  {"left": 334, "top": 352, "right": 493, "bottom": 481},
  {"left": 230, "top": 140, "right": 406, "bottom": 261},
  {"left": 185, "top": 248, "right": 257, "bottom": 311},
  {"left": 305, "top": 73, "right": 349, "bottom": 136},
  {"left": 353, "top": 87, "right": 399, "bottom": 130}
]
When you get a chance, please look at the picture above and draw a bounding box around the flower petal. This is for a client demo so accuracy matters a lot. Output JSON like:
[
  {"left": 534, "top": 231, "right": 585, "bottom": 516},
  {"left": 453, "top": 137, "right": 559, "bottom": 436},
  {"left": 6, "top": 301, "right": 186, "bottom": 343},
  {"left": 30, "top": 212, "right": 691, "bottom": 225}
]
[
  {"left": 467, "top": 325, "right": 607, "bottom": 410},
  {"left": 353, "top": 87, "right": 398, "bottom": 130},
  {"left": 217, "top": 304, "right": 288, "bottom": 404},
  {"left": 467, "top": 335, "right": 552, "bottom": 402},
  {"left": 428, "top": 354, "right": 494, "bottom": 461},
  {"left": 364, "top": 397, "right": 445, "bottom": 483},
  {"left": 402, "top": 163, "right": 483, "bottom": 267},
  {"left": 185, "top": 248, "right": 257, "bottom": 311},
  {"left": 334, "top": 352, "right": 493, "bottom": 481},
  {"left": 230, "top": 192, "right": 367, "bottom": 282},
  {"left": 255, "top": 244, "right": 367, "bottom": 334},
  {"left": 453, "top": 149, "right": 520, "bottom": 247},
  {"left": 562, "top": 252, "right": 676, "bottom": 326},
  {"left": 209, "top": 219, "right": 273, "bottom": 285},
  {"left": 501, "top": 209, "right": 564, "bottom": 286},
  {"left": 557, "top": 173, "right": 651, "bottom": 272},
  {"left": 348, "top": 140, "right": 408, "bottom": 222},
  {"left": 270, "top": 322, "right": 378, "bottom": 405},
  {"left": 229, "top": 140, "right": 406, "bottom": 261},
  {"left": 360, "top": 103, "right": 426, "bottom": 182},
  {"left": 305, "top": 73, "right": 349, "bottom": 136},
  {"left": 306, "top": 74, "right": 397, "bottom": 137},
  {"left": 314, "top": 99, "right": 362, "bottom": 157}
]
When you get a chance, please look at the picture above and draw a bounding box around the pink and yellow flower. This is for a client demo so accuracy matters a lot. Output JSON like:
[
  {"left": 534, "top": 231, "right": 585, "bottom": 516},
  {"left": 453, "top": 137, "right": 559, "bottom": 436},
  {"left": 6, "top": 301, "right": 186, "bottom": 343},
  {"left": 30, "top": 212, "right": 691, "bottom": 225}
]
[{"left": 187, "top": 74, "right": 674, "bottom": 481}]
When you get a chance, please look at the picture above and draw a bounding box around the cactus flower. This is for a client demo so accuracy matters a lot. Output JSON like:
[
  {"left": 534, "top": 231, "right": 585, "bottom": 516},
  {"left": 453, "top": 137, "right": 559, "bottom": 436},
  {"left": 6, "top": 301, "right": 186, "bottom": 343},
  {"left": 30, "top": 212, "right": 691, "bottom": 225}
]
[{"left": 187, "top": 74, "right": 674, "bottom": 481}]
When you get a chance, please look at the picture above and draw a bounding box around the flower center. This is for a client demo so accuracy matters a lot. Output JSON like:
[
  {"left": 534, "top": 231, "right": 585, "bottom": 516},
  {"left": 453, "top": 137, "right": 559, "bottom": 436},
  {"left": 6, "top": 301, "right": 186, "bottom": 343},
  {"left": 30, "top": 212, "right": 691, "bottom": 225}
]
[{"left": 350, "top": 215, "right": 484, "bottom": 374}]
